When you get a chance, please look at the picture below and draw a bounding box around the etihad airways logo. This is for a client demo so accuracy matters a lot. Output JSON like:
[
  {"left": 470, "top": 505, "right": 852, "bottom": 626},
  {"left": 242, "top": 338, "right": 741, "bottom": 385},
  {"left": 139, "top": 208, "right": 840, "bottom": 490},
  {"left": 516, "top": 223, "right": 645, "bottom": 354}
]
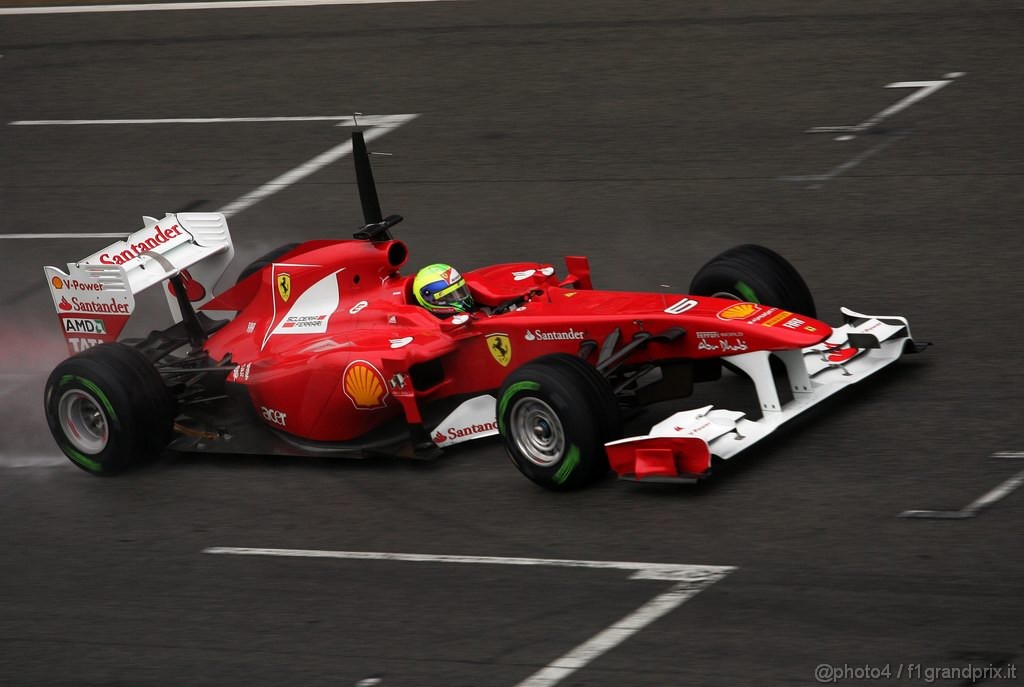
[
  {"left": 96, "top": 224, "right": 184, "bottom": 265},
  {"left": 523, "top": 328, "right": 586, "bottom": 342}
]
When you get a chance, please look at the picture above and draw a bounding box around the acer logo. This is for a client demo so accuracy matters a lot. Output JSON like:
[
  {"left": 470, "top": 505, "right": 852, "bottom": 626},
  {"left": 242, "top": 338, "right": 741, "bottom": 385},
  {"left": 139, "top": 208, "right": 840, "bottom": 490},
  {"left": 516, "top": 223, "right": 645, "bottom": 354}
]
[
  {"left": 98, "top": 224, "right": 183, "bottom": 265},
  {"left": 261, "top": 406, "right": 287, "bottom": 426}
]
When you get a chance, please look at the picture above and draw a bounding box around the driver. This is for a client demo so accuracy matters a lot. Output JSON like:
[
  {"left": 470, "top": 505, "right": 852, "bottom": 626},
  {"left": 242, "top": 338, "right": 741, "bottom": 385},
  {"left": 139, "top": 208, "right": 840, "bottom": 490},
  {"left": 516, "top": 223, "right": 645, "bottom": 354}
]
[{"left": 413, "top": 263, "right": 475, "bottom": 317}]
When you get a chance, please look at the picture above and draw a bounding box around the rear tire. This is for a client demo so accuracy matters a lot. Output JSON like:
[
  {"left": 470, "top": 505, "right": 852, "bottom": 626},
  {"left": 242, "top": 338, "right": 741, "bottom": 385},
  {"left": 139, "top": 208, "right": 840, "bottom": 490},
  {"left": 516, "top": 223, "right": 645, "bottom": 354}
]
[
  {"left": 236, "top": 243, "right": 300, "bottom": 285},
  {"left": 497, "top": 354, "right": 621, "bottom": 490},
  {"left": 44, "top": 343, "right": 176, "bottom": 476},
  {"left": 689, "top": 244, "right": 816, "bottom": 317}
]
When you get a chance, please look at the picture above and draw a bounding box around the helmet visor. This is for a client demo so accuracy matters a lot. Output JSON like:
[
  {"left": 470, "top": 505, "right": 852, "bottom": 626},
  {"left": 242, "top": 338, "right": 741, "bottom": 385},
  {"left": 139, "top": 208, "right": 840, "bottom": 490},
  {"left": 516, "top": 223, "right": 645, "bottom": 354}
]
[{"left": 422, "top": 280, "right": 474, "bottom": 312}]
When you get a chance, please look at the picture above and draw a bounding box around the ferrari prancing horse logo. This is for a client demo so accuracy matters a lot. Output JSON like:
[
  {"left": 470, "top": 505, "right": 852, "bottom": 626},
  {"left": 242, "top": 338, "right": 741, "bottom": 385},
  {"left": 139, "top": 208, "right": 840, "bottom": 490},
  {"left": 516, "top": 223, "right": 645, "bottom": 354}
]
[
  {"left": 277, "top": 273, "right": 291, "bottom": 302},
  {"left": 487, "top": 333, "right": 512, "bottom": 367}
]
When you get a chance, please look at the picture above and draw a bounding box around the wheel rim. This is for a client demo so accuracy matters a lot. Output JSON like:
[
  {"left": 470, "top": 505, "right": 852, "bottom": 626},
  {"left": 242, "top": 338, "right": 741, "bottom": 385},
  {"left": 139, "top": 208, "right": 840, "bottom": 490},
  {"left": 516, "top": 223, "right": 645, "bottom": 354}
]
[
  {"left": 509, "top": 397, "right": 565, "bottom": 467},
  {"left": 58, "top": 389, "right": 109, "bottom": 454},
  {"left": 711, "top": 290, "right": 741, "bottom": 300}
]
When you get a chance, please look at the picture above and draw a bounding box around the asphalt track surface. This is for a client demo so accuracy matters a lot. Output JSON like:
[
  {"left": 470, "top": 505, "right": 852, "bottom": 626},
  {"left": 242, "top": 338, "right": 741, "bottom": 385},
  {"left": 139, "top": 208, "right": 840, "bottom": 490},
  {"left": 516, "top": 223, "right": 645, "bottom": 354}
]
[{"left": 2, "top": 2, "right": 1023, "bottom": 685}]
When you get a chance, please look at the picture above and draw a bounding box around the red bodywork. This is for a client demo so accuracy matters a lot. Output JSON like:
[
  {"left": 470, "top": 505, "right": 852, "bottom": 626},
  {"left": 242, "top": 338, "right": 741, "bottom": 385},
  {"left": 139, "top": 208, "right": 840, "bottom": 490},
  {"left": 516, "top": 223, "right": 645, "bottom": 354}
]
[{"left": 198, "top": 238, "right": 831, "bottom": 444}]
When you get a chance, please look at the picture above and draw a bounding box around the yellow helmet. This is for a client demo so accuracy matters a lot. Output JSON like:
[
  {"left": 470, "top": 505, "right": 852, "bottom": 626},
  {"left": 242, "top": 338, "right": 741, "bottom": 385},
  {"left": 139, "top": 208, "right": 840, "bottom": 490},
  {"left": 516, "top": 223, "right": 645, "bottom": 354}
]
[{"left": 413, "top": 263, "right": 474, "bottom": 315}]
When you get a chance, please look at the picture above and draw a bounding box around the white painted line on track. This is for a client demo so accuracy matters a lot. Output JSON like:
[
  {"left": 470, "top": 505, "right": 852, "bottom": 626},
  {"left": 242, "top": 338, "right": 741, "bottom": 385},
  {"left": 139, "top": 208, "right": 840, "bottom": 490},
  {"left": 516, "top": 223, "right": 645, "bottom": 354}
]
[
  {"left": 216, "top": 113, "right": 417, "bottom": 217},
  {"left": 807, "top": 75, "right": 963, "bottom": 138},
  {"left": 204, "top": 547, "right": 734, "bottom": 686},
  {"left": 0, "top": 456, "right": 68, "bottom": 468},
  {"left": 202, "top": 547, "right": 734, "bottom": 581},
  {"left": 0, "top": 0, "right": 456, "bottom": 17},
  {"left": 899, "top": 459, "right": 1024, "bottom": 520},
  {"left": 0, "top": 233, "right": 128, "bottom": 239},
  {"left": 778, "top": 133, "right": 905, "bottom": 184},
  {"left": 2, "top": 113, "right": 417, "bottom": 224},
  {"left": 514, "top": 580, "right": 712, "bottom": 687},
  {"left": 9, "top": 115, "right": 401, "bottom": 126}
]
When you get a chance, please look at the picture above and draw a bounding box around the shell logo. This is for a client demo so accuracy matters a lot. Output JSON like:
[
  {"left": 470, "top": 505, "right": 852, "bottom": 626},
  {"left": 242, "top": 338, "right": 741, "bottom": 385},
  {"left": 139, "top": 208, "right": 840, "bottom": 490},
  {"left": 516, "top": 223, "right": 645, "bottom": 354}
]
[
  {"left": 717, "top": 302, "right": 759, "bottom": 321},
  {"left": 343, "top": 360, "right": 389, "bottom": 410},
  {"left": 51, "top": 276, "right": 64, "bottom": 290}
]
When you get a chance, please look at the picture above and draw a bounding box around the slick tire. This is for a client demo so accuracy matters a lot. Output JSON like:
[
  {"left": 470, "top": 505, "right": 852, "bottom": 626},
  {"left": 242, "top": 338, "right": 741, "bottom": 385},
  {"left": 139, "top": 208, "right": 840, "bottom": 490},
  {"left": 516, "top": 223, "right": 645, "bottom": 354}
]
[
  {"left": 497, "top": 354, "right": 622, "bottom": 491},
  {"left": 235, "top": 243, "right": 300, "bottom": 285},
  {"left": 689, "top": 244, "right": 817, "bottom": 317},
  {"left": 44, "top": 343, "right": 177, "bottom": 476}
]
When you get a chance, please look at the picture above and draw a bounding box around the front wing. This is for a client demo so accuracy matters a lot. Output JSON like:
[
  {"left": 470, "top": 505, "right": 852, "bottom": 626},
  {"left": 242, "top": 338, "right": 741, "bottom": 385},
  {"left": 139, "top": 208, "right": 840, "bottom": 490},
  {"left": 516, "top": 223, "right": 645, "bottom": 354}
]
[{"left": 605, "top": 308, "right": 923, "bottom": 482}]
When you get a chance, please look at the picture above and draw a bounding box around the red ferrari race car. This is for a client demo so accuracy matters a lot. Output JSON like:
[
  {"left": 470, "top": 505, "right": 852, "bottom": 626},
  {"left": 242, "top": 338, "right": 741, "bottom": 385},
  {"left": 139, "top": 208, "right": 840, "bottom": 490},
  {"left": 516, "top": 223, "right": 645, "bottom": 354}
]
[{"left": 42, "top": 132, "right": 926, "bottom": 489}]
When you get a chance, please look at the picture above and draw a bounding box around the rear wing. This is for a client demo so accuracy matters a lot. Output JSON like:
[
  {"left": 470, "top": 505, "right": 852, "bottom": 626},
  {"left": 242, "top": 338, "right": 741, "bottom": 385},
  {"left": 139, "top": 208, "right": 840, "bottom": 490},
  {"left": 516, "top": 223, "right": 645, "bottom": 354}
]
[{"left": 44, "top": 213, "right": 234, "bottom": 355}]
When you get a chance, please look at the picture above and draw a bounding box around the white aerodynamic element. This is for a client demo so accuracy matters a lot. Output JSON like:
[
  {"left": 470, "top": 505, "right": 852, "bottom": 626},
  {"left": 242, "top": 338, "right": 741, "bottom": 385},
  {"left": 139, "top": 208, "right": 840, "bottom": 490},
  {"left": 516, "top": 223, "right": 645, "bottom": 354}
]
[
  {"left": 606, "top": 308, "right": 919, "bottom": 481},
  {"left": 431, "top": 395, "right": 499, "bottom": 447},
  {"left": 43, "top": 212, "right": 235, "bottom": 354},
  {"left": 267, "top": 268, "right": 344, "bottom": 340}
]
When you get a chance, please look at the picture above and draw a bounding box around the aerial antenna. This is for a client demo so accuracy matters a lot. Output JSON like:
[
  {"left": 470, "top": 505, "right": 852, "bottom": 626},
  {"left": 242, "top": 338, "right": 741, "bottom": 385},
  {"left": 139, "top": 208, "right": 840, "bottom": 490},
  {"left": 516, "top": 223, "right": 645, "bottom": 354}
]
[
  {"left": 350, "top": 112, "right": 403, "bottom": 241},
  {"left": 352, "top": 127, "right": 383, "bottom": 225}
]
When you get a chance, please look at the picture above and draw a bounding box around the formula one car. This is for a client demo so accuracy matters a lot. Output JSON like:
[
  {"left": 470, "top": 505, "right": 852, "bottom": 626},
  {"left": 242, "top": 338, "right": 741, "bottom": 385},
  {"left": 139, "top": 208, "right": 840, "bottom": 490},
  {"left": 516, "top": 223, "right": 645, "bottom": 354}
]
[{"left": 42, "top": 132, "right": 925, "bottom": 489}]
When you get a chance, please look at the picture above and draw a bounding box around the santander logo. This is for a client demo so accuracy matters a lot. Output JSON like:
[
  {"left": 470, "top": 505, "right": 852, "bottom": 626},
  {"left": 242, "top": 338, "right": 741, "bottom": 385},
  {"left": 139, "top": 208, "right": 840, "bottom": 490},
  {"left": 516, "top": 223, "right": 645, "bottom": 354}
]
[{"left": 98, "top": 224, "right": 183, "bottom": 265}]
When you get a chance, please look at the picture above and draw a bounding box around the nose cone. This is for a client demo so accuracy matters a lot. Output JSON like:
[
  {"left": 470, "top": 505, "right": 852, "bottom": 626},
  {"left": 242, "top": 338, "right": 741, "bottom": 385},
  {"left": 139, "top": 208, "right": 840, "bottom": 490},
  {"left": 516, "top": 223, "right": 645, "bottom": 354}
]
[{"left": 709, "top": 301, "right": 831, "bottom": 348}]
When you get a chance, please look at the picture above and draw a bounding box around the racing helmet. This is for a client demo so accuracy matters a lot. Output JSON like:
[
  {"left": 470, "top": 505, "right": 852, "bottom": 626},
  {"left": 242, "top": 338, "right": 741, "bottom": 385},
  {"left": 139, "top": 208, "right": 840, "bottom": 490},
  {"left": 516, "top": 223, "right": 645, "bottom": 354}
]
[{"left": 413, "top": 263, "right": 474, "bottom": 316}]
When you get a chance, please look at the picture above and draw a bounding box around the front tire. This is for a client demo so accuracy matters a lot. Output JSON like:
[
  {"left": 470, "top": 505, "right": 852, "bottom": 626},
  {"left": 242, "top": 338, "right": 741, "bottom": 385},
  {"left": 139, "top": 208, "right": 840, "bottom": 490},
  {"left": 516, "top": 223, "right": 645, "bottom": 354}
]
[
  {"left": 689, "top": 244, "right": 816, "bottom": 317},
  {"left": 497, "top": 354, "right": 621, "bottom": 490},
  {"left": 44, "top": 343, "right": 176, "bottom": 476}
]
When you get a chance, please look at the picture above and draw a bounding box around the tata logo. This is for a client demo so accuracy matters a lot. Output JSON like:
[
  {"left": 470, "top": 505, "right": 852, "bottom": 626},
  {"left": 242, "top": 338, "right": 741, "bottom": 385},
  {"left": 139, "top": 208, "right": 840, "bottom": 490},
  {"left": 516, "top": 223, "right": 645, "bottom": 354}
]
[
  {"left": 277, "top": 273, "right": 291, "bottom": 302},
  {"left": 68, "top": 337, "right": 103, "bottom": 352}
]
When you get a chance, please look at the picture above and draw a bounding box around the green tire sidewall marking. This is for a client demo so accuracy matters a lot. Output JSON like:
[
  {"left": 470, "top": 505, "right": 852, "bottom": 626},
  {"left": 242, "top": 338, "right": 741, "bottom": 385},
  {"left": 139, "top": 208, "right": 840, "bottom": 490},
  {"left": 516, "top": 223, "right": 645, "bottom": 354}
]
[
  {"left": 734, "top": 281, "right": 760, "bottom": 304},
  {"left": 497, "top": 380, "right": 541, "bottom": 433},
  {"left": 59, "top": 374, "right": 74, "bottom": 386},
  {"left": 552, "top": 444, "right": 580, "bottom": 485},
  {"left": 74, "top": 376, "right": 118, "bottom": 423},
  {"left": 66, "top": 446, "right": 102, "bottom": 473}
]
